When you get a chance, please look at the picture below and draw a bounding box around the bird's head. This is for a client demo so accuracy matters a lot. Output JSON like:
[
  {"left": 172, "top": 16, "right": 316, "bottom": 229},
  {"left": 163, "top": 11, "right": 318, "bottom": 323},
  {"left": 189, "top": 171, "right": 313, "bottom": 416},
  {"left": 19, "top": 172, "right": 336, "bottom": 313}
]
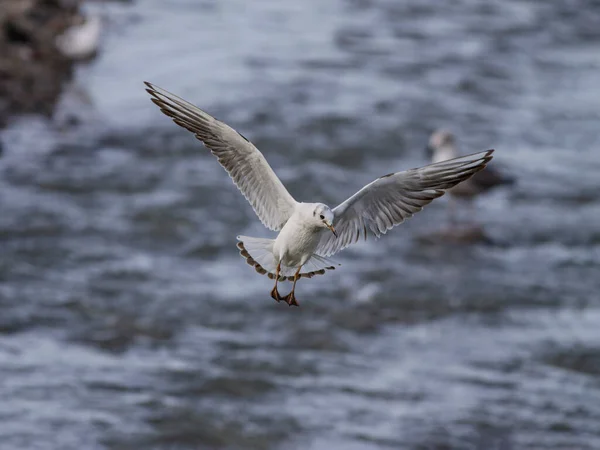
[
  {"left": 426, "top": 129, "right": 457, "bottom": 161},
  {"left": 311, "top": 204, "right": 337, "bottom": 238}
]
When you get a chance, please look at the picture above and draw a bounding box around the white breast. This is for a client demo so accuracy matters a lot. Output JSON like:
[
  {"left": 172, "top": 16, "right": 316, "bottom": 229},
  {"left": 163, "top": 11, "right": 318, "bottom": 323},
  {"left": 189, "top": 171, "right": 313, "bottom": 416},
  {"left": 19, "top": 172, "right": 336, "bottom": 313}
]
[
  {"left": 432, "top": 145, "right": 457, "bottom": 163},
  {"left": 273, "top": 215, "right": 322, "bottom": 268}
]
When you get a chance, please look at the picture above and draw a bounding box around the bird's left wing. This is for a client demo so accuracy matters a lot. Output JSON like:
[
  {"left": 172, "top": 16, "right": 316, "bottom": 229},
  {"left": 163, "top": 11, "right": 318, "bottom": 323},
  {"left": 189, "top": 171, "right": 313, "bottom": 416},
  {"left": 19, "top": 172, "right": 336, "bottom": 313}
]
[
  {"left": 316, "top": 150, "right": 494, "bottom": 256},
  {"left": 145, "top": 82, "right": 297, "bottom": 231}
]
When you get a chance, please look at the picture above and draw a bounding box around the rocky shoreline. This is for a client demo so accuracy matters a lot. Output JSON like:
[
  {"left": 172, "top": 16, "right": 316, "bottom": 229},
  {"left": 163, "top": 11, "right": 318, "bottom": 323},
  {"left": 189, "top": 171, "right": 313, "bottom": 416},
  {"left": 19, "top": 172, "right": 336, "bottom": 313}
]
[{"left": 0, "top": 0, "right": 95, "bottom": 127}]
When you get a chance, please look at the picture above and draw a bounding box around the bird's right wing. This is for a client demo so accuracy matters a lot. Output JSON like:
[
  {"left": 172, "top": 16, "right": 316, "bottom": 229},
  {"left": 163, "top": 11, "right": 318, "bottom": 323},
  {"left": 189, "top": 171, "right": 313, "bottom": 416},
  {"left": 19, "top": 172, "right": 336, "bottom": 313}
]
[
  {"left": 145, "top": 82, "right": 297, "bottom": 231},
  {"left": 316, "top": 150, "right": 494, "bottom": 256}
]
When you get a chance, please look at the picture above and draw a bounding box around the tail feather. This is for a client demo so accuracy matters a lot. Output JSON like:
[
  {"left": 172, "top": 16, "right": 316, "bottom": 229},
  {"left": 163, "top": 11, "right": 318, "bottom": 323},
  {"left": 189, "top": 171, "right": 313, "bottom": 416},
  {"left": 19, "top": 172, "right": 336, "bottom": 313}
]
[
  {"left": 236, "top": 236, "right": 339, "bottom": 282},
  {"left": 236, "top": 235, "right": 276, "bottom": 275},
  {"left": 303, "top": 253, "right": 340, "bottom": 275}
]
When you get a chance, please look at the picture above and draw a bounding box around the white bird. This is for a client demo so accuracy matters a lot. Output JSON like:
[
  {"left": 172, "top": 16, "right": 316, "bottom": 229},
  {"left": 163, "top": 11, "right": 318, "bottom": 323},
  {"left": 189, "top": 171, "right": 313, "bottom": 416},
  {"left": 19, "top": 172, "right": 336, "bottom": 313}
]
[
  {"left": 55, "top": 14, "right": 102, "bottom": 61},
  {"left": 145, "top": 83, "right": 494, "bottom": 306},
  {"left": 427, "top": 129, "right": 514, "bottom": 224}
]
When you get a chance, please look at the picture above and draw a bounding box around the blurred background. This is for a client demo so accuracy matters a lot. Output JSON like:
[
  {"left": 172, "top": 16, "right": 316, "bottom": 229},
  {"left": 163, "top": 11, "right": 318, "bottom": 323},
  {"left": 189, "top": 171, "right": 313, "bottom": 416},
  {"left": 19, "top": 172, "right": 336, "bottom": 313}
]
[{"left": 1, "top": 0, "right": 600, "bottom": 449}]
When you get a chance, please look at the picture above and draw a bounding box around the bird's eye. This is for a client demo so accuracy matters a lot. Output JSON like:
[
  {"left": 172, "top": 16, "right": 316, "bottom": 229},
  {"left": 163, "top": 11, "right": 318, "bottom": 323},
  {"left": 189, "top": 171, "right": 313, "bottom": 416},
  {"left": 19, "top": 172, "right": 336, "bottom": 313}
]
[{"left": 319, "top": 214, "right": 325, "bottom": 220}]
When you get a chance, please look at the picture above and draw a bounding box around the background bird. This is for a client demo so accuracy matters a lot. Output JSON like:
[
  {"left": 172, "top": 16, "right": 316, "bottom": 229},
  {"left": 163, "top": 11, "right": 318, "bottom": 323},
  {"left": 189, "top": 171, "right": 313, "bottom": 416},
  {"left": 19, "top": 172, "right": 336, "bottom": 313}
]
[{"left": 426, "top": 129, "right": 514, "bottom": 225}]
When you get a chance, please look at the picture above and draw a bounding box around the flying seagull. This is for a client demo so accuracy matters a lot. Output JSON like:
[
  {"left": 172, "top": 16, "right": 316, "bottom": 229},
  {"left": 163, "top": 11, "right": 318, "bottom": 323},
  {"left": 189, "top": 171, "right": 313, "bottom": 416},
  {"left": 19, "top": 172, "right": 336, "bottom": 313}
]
[
  {"left": 145, "top": 82, "right": 494, "bottom": 306},
  {"left": 427, "top": 129, "right": 513, "bottom": 224}
]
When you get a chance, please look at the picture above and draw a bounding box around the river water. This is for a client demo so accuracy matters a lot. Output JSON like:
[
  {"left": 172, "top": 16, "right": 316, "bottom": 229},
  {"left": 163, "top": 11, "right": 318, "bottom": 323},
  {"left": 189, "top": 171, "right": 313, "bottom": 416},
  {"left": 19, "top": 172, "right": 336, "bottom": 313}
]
[{"left": 1, "top": 0, "right": 600, "bottom": 449}]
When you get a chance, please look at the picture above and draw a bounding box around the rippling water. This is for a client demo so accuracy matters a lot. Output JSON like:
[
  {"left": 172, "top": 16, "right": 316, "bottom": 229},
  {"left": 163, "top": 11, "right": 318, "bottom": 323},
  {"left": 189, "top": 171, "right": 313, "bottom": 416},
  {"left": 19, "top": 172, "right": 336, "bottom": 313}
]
[{"left": 1, "top": 0, "right": 600, "bottom": 449}]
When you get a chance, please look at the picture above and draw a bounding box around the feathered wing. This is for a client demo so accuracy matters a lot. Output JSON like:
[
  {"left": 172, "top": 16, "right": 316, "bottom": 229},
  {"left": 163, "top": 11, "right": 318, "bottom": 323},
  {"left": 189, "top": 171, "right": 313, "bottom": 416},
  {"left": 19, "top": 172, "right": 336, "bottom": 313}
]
[
  {"left": 316, "top": 150, "right": 494, "bottom": 256},
  {"left": 145, "top": 82, "right": 297, "bottom": 231}
]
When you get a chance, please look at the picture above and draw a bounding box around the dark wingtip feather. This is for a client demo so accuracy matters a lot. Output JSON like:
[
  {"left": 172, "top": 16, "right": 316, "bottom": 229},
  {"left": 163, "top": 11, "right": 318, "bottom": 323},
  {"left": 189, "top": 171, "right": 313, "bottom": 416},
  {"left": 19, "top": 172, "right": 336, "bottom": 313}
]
[{"left": 144, "top": 81, "right": 160, "bottom": 98}]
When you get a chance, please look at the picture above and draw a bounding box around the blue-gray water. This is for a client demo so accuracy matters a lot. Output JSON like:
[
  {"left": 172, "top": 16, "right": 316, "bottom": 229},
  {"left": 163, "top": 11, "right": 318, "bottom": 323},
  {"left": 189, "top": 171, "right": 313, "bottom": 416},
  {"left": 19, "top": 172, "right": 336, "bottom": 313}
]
[{"left": 1, "top": 0, "right": 600, "bottom": 449}]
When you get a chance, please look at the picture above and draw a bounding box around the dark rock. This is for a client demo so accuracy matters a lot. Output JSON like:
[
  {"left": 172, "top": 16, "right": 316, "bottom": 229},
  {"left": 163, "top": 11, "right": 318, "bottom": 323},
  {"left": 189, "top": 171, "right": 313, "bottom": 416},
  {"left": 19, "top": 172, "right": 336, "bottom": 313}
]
[{"left": 0, "top": 0, "right": 93, "bottom": 127}]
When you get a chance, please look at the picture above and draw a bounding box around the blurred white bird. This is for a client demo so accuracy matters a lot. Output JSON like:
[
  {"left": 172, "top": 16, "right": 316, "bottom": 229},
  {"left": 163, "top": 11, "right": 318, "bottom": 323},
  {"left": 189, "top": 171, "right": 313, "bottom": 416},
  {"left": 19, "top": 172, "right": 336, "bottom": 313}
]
[
  {"left": 146, "top": 83, "right": 494, "bottom": 306},
  {"left": 427, "top": 129, "right": 514, "bottom": 225},
  {"left": 55, "top": 14, "right": 102, "bottom": 61}
]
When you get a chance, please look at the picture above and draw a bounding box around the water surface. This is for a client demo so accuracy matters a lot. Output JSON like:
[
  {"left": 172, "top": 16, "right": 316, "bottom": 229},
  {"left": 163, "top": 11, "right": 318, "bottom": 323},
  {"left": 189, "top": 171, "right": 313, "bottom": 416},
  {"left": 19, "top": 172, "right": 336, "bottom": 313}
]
[{"left": 1, "top": 0, "right": 600, "bottom": 448}]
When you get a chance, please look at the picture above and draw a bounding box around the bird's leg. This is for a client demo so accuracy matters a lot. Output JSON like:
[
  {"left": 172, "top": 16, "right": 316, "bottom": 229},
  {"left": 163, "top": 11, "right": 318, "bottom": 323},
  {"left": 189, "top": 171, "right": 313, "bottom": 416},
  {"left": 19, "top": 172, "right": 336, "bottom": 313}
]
[
  {"left": 270, "top": 263, "right": 283, "bottom": 302},
  {"left": 284, "top": 266, "right": 302, "bottom": 307}
]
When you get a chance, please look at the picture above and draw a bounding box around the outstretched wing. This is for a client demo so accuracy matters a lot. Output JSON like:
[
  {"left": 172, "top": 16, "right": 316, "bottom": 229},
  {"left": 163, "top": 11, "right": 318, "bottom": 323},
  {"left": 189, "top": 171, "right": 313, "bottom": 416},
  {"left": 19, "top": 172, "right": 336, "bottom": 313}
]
[
  {"left": 316, "top": 150, "right": 494, "bottom": 256},
  {"left": 145, "top": 82, "right": 297, "bottom": 231}
]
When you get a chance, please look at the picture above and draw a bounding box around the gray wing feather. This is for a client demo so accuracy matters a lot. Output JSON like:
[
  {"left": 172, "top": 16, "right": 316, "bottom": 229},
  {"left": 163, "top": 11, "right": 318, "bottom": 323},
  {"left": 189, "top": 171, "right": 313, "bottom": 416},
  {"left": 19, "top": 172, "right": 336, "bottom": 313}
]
[
  {"left": 316, "top": 150, "right": 494, "bottom": 256},
  {"left": 145, "top": 82, "right": 297, "bottom": 231}
]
